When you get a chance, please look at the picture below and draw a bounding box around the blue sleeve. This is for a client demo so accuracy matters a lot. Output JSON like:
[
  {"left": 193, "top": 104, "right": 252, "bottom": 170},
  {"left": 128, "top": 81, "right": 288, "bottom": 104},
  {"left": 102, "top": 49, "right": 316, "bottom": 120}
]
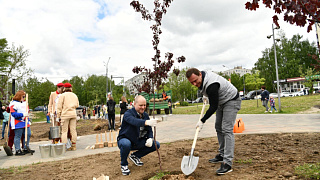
[
  {"left": 123, "top": 111, "right": 146, "bottom": 127},
  {"left": 11, "top": 111, "right": 23, "bottom": 119}
]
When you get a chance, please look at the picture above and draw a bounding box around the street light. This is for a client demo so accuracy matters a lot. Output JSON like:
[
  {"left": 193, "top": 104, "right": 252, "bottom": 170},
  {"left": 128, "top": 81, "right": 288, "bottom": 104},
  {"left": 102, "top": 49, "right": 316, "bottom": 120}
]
[
  {"left": 104, "top": 57, "right": 111, "bottom": 104},
  {"left": 268, "top": 24, "right": 281, "bottom": 111}
]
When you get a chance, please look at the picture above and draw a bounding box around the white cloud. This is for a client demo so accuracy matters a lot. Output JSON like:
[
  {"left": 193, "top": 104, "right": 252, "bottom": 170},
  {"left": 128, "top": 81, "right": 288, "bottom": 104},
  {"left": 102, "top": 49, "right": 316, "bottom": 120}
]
[{"left": 0, "top": 0, "right": 317, "bottom": 85}]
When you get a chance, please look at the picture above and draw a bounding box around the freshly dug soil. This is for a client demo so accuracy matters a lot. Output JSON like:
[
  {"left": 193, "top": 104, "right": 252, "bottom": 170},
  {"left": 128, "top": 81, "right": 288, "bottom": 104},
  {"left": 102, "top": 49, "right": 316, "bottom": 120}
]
[{"left": 0, "top": 132, "right": 319, "bottom": 179}]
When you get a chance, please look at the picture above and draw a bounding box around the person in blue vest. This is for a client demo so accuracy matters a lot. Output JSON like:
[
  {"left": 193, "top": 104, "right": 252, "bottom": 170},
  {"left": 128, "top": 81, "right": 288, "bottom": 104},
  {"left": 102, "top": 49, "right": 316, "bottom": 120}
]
[
  {"left": 186, "top": 68, "right": 241, "bottom": 175},
  {"left": 117, "top": 95, "right": 159, "bottom": 176}
]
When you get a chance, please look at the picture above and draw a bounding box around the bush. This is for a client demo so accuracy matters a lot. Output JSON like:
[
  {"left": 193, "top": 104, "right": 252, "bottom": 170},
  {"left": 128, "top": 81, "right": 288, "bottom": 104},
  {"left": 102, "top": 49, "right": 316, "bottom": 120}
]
[{"left": 180, "top": 101, "right": 189, "bottom": 106}]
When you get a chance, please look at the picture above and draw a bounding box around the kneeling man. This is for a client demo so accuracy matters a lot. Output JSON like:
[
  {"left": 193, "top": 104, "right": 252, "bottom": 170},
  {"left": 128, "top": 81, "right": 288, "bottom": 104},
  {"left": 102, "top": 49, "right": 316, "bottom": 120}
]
[{"left": 117, "top": 95, "right": 159, "bottom": 176}]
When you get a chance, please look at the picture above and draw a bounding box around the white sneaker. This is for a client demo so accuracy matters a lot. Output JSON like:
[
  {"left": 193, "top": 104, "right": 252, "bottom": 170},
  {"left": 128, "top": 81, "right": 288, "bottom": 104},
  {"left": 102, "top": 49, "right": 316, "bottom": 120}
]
[
  {"left": 264, "top": 111, "right": 268, "bottom": 113},
  {"left": 121, "top": 165, "right": 130, "bottom": 175},
  {"left": 270, "top": 111, "right": 272, "bottom": 113}
]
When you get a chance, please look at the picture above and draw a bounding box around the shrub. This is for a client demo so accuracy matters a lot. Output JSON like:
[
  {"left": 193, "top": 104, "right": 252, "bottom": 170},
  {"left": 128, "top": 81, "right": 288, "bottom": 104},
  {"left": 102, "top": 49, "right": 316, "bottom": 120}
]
[{"left": 180, "top": 101, "right": 189, "bottom": 106}]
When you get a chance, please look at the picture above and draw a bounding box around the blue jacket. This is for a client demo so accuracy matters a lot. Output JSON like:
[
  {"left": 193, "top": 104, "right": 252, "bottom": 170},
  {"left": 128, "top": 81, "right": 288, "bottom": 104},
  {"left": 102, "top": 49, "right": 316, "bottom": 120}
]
[{"left": 117, "top": 108, "right": 153, "bottom": 145}]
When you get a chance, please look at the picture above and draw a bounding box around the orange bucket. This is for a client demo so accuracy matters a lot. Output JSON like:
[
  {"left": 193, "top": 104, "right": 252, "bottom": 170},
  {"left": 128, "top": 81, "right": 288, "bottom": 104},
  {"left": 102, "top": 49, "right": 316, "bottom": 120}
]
[{"left": 233, "top": 118, "right": 245, "bottom": 133}]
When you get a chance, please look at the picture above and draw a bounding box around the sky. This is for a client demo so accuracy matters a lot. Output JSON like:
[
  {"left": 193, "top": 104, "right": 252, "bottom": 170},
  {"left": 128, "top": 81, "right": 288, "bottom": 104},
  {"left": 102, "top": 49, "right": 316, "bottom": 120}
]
[{"left": 0, "top": 0, "right": 318, "bottom": 85}]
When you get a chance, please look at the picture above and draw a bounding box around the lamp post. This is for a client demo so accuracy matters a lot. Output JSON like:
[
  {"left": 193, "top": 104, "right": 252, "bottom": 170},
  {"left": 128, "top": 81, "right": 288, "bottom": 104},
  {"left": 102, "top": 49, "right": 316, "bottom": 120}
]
[
  {"left": 267, "top": 24, "right": 281, "bottom": 111},
  {"left": 104, "top": 57, "right": 111, "bottom": 104}
]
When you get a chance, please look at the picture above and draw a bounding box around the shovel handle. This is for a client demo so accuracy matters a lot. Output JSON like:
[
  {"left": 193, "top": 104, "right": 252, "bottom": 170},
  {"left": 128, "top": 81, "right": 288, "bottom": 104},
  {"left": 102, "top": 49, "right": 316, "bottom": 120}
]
[
  {"left": 191, "top": 100, "right": 207, "bottom": 149},
  {"left": 25, "top": 93, "right": 28, "bottom": 144}
]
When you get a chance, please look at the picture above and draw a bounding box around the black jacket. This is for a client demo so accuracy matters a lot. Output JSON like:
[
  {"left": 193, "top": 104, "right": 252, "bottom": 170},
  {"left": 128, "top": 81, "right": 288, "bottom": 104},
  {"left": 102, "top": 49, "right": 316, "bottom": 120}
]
[
  {"left": 107, "top": 100, "right": 116, "bottom": 114},
  {"left": 120, "top": 102, "right": 127, "bottom": 114},
  {"left": 261, "top": 90, "right": 270, "bottom": 100},
  {"left": 0, "top": 101, "right": 3, "bottom": 119}
]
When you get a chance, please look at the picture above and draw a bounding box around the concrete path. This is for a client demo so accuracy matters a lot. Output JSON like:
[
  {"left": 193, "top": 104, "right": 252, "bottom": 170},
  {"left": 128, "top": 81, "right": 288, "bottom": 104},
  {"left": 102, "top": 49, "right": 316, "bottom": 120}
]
[{"left": 0, "top": 114, "right": 319, "bottom": 168}]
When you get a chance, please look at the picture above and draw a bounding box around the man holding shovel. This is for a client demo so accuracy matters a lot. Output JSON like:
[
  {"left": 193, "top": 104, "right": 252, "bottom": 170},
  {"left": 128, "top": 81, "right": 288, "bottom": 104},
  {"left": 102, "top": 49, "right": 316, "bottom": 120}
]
[
  {"left": 117, "top": 95, "right": 159, "bottom": 176},
  {"left": 186, "top": 68, "right": 241, "bottom": 175}
]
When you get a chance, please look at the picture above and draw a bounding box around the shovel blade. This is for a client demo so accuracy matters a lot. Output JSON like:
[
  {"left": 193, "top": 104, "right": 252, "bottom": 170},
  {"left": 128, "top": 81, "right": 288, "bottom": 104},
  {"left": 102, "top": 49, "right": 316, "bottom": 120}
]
[
  {"left": 181, "top": 155, "right": 199, "bottom": 175},
  {"left": 3, "top": 144, "right": 13, "bottom": 156}
]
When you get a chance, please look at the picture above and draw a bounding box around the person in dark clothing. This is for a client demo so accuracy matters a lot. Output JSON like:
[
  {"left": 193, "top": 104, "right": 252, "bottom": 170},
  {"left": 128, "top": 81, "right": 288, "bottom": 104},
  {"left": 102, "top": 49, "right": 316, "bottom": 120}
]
[
  {"left": 119, "top": 96, "right": 128, "bottom": 124},
  {"left": 107, "top": 96, "right": 116, "bottom": 130},
  {"left": 0, "top": 100, "right": 4, "bottom": 124},
  {"left": 117, "top": 95, "right": 159, "bottom": 176},
  {"left": 261, "top": 86, "right": 270, "bottom": 112},
  {"left": 186, "top": 68, "right": 241, "bottom": 175},
  {"left": 168, "top": 96, "right": 172, "bottom": 114}
]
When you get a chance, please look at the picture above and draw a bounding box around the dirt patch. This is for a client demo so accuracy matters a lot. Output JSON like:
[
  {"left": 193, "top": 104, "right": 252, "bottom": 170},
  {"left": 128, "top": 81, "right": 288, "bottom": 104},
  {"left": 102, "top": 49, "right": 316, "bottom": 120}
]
[
  {"left": 297, "top": 104, "right": 320, "bottom": 114},
  {"left": 0, "top": 133, "right": 319, "bottom": 179}
]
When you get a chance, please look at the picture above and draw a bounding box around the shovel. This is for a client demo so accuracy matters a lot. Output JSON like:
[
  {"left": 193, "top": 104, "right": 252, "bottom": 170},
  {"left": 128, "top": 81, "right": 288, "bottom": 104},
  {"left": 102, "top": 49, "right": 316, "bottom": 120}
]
[
  {"left": 181, "top": 100, "right": 207, "bottom": 175},
  {"left": 25, "top": 94, "right": 33, "bottom": 155},
  {"left": 3, "top": 113, "right": 13, "bottom": 156}
]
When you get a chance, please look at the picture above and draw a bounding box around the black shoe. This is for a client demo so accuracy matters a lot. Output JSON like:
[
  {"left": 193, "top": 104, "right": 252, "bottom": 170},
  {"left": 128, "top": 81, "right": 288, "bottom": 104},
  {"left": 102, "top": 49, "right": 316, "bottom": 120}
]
[
  {"left": 1, "top": 137, "right": 4, "bottom": 140},
  {"left": 15, "top": 149, "right": 25, "bottom": 156},
  {"left": 121, "top": 165, "right": 130, "bottom": 175},
  {"left": 209, "top": 154, "right": 223, "bottom": 163},
  {"left": 23, "top": 149, "right": 35, "bottom": 154},
  {"left": 129, "top": 153, "right": 144, "bottom": 166},
  {"left": 216, "top": 163, "right": 233, "bottom": 175}
]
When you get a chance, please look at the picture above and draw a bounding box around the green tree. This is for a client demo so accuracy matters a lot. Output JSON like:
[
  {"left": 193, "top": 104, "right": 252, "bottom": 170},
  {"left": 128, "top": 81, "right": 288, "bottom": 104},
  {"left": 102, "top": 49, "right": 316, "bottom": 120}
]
[
  {"left": 245, "top": 71, "right": 265, "bottom": 92},
  {"left": 23, "top": 77, "right": 55, "bottom": 109},
  {"left": 167, "top": 67, "right": 197, "bottom": 103},
  {"left": 0, "top": 38, "right": 11, "bottom": 72},
  {"left": 230, "top": 73, "right": 243, "bottom": 91},
  {"left": 0, "top": 43, "right": 33, "bottom": 101},
  {"left": 299, "top": 66, "right": 318, "bottom": 95},
  {"left": 83, "top": 75, "right": 113, "bottom": 106},
  {"left": 254, "top": 33, "right": 318, "bottom": 93}
]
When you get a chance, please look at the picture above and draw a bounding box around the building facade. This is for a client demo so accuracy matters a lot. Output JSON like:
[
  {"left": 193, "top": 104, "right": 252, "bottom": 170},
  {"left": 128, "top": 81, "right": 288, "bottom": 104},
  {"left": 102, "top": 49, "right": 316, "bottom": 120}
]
[
  {"left": 125, "top": 72, "right": 146, "bottom": 95},
  {"left": 221, "top": 66, "right": 252, "bottom": 76}
]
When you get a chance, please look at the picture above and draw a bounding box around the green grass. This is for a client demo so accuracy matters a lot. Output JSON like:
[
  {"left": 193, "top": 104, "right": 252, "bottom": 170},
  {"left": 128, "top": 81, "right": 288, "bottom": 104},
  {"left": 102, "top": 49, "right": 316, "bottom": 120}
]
[
  {"left": 235, "top": 158, "right": 253, "bottom": 164},
  {"left": 295, "top": 163, "right": 320, "bottom": 179},
  {"left": 31, "top": 111, "right": 47, "bottom": 122},
  {"left": 172, "top": 94, "right": 320, "bottom": 114},
  {"left": 149, "top": 171, "right": 171, "bottom": 180}
]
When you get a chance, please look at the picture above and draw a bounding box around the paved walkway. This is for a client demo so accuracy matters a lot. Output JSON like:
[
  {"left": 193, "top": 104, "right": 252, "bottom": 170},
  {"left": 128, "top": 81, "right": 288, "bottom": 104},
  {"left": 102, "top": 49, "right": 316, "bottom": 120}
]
[{"left": 0, "top": 114, "right": 319, "bottom": 168}]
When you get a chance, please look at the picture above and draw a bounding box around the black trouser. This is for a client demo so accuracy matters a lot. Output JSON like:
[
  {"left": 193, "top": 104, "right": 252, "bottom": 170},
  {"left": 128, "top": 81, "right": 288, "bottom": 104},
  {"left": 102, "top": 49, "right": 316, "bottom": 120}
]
[{"left": 108, "top": 114, "right": 115, "bottom": 130}]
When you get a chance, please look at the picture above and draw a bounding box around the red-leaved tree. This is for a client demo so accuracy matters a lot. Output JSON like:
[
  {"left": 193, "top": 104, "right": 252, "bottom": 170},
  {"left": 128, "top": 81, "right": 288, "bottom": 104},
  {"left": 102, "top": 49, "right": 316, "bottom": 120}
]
[
  {"left": 245, "top": 0, "right": 320, "bottom": 32},
  {"left": 130, "top": 0, "right": 186, "bottom": 170}
]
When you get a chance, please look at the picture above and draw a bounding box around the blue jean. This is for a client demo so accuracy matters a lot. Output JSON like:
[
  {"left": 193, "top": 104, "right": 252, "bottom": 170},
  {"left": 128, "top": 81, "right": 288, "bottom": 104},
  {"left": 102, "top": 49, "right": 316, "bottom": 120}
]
[
  {"left": 215, "top": 98, "right": 241, "bottom": 166},
  {"left": 14, "top": 127, "right": 31, "bottom": 150},
  {"left": 118, "top": 138, "right": 160, "bottom": 166},
  {"left": 46, "top": 115, "right": 50, "bottom": 123},
  {"left": 270, "top": 106, "right": 277, "bottom": 112},
  {"left": 2, "top": 121, "right": 8, "bottom": 138}
]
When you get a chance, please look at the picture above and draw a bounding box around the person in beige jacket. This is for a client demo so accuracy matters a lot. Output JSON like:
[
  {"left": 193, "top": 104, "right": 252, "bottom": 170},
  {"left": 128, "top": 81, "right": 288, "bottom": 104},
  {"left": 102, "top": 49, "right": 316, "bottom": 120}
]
[
  {"left": 56, "top": 83, "right": 79, "bottom": 150},
  {"left": 48, "top": 82, "right": 64, "bottom": 125}
]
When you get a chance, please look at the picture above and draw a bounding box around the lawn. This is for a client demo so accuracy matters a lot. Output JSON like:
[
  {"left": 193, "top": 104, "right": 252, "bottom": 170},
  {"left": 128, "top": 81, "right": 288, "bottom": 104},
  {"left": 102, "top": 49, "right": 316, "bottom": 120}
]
[{"left": 172, "top": 94, "right": 320, "bottom": 114}]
